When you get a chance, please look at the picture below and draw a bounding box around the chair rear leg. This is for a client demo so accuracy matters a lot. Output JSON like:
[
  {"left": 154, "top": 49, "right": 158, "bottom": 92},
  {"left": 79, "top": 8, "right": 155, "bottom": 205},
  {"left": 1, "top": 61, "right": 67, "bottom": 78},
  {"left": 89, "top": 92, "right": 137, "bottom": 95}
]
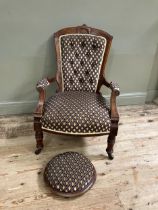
[
  {"left": 106, "top": 133, "right": 116, "bottom": 160},
  {"left": 35, "top": 130, "right": 43, "bottom": 155}
]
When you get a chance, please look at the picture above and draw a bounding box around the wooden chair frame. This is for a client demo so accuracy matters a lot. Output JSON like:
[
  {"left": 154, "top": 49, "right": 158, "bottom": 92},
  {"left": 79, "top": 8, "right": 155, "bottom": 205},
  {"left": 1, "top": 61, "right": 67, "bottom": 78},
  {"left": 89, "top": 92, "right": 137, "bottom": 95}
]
[{"left": 34, "top": 24, "right": 120, "bottom": 159}]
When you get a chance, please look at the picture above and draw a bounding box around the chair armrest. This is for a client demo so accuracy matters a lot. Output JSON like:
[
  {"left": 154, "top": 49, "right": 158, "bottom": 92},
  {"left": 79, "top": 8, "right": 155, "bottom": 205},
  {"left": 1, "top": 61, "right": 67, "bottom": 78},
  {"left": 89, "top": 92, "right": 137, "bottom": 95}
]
[
  {"left": 36, "top": 77, "right": 56, "bottom": 90},
  {"left": 102, "top": 77, "right": 120, "bottom": 121},
  {"left": 34, "top": 77, "right": 56, "bottom": 117},
  {"left": 102, "top": 77, "right": 120, "bottom": 96},
  {"left": 109, "top": 82, "right": 120, "bottom": 96}
]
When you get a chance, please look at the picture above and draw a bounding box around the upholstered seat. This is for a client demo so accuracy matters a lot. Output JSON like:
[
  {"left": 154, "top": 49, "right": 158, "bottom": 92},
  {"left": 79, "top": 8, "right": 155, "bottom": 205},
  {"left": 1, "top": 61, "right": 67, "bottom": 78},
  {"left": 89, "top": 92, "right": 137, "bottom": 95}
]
[
  {"left": 34, "top": 25, "right": 120, "bottom": 159},
  {"left": 44, "top": 152, "right": 96, "bottom": 197},
  {"left": 41, "top": 91, "right": 111, "bottom": 135}
]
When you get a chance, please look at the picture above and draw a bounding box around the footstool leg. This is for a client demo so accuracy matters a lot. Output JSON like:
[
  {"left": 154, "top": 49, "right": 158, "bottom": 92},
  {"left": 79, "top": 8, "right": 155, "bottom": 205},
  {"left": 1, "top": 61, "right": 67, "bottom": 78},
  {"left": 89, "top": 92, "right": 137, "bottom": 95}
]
[
  {"left": 106, "top": 133, "right": 116, "bottom": 160},
  {"left": 35, "top": 130, "right": 43, "bottom": 155}
]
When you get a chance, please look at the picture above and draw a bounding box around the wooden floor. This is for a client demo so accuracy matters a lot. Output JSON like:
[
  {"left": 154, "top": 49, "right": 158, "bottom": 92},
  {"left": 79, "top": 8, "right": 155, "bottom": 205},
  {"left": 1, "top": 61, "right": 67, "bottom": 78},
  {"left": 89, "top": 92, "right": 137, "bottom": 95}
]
[{"left": 0, "top": 104, "right": 158, "bottom": 210}]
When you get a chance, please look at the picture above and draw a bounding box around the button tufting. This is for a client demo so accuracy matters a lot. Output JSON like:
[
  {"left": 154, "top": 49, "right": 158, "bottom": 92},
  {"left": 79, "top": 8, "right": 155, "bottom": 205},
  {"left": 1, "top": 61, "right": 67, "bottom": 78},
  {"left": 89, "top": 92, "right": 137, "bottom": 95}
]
[
  {"left": 86, "top": 51, "right": 91, "bottom": 58},
  {"left": 69, "top": 77, "right": 73, "bottom": 85},
  {"left": 85, "top": 70, "right": 89, "bottom": 76},
  {"left": 74, "top": 69, "right": 78, "bottom": 75},
  {"left": 80, "top": 60, "right": 84, "bottom": 66},
  {"left": 79, "top": 77, "right": 84, "bottom": 83},
  {"left": 70, "top": 42, "right": 74, "bottom": 49},
  {"left": 60, "top": 34, "right": 106, "bottom": 92},
  {"left": 69, "top": 60, "right": 74, "bottom": 66},
  {"left": 89, "top": 78, "right": 93, "bottom": 84},
  {"left": 75, "top": 52, "right": 79, "bottom": 58},
  {"left": 91, "top": 61, "right": 97, "bottom": 68},
  {"left": 92, "top": 41, "right": 98, "bottom": 50},
  {"left": 81, "top": 40, "right": 86, "bottom": 48}
]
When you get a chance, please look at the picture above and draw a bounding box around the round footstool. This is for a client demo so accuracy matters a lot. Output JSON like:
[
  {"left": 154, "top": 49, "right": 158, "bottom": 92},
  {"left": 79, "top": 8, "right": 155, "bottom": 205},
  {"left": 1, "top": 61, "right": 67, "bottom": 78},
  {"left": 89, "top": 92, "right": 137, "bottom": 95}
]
[{"left": 44, "top": 151, "right": 96, "bottom": 197}]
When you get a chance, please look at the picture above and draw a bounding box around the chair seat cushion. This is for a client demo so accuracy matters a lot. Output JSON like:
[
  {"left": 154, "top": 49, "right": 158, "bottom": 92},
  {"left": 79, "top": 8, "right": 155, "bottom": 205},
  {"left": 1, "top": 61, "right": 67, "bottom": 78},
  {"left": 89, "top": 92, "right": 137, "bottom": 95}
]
[{"left": 41, "top": 91, "right": 111, "bottom": 135}]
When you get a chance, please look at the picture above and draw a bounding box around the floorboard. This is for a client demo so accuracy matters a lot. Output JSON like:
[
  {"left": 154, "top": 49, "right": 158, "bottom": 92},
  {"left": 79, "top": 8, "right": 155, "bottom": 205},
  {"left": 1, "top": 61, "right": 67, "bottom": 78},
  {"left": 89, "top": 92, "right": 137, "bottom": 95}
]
[{"left": 0, "top": 104, "right": 158, "bottom": 210}]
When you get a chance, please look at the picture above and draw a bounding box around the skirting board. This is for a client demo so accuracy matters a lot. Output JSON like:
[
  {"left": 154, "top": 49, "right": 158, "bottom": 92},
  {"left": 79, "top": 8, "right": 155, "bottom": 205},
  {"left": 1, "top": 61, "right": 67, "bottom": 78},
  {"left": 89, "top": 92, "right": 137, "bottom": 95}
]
[
  {"left": 104, "top": 92, "right": 147, "bottom": 106},
  {"left": 145, "top": 90, "right": 158, "bottom": 103},
  {"left": 0, "top": 101, "right": 37, "bottom": 115},
  {"left": 0, "top": 91, "right": 157, "bottom": 115}
]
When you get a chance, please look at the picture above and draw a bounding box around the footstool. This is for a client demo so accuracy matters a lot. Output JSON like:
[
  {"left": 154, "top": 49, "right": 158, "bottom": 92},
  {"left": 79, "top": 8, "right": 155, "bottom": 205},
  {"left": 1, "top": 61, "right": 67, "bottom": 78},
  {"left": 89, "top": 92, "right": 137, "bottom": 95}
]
[{"left": 44, "top": 152, "right": 96, "bottom": 197}]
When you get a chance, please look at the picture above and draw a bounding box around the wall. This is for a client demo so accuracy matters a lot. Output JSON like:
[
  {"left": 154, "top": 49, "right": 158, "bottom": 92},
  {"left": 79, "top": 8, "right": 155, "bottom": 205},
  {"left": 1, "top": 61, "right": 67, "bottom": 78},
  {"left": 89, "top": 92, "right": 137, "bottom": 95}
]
[{"left": 0, "top": 0, "right": 158, "bottom": 114}]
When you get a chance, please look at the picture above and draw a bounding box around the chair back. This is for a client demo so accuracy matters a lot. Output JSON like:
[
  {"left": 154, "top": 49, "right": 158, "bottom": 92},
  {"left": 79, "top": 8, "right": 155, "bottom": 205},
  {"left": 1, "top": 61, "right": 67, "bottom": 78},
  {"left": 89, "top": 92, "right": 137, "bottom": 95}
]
[{"left": 54, "top": 25, "right": 113, "bottom": 92}]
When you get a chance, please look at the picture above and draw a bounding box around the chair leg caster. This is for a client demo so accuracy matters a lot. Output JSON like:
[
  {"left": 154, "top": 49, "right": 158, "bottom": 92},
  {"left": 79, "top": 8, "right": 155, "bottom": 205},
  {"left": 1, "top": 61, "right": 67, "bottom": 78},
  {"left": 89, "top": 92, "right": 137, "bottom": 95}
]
[
  {"left": 35, "top": 146, "right": 43, "bottom": 155},
  {"left": 106, "top": 149, "right": 114, "bottom": 160}
]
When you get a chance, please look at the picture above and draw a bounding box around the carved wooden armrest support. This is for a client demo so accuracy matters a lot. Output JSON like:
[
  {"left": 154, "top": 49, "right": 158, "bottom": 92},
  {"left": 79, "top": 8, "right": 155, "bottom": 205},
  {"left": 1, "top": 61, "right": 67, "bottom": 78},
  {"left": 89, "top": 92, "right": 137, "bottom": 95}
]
[
  {"left": 110, "top": 91, "right": 119, "bottom": 121},
  {"left": 101, "top": 77, "right": 120, "bottom": 122},
  {"left": 110, "top": 91, "right": 119, "bottom": 136},
  {"left": 34, "top": 77, "right": 56, "bottom": 117},
  {"left": 101, "top": 77, "right": 120, "bottom": 96},
  {"left": 101, "top": 77, "right": 119, "bottom": 95},
  {"left": 109, "top": 82, "right": 120, "bottom": 96}
]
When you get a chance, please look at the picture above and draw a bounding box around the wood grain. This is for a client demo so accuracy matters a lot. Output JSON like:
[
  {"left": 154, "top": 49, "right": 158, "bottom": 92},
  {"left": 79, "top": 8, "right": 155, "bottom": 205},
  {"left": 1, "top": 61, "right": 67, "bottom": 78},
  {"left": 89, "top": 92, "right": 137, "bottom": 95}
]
[{"left": 0, "top": 104, "right": 158, "bottom": 210}]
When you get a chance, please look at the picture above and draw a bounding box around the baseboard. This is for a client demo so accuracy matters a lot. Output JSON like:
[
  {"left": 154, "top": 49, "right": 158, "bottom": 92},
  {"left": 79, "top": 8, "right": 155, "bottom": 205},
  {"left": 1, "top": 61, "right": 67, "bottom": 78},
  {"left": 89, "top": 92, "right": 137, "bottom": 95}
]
[
  {"left": 104, "top": 92, "right": 147, "bottom": 105},
  {"left": 0, "top": 91, "right": 155, "bottom": 115},
  {"left": 0, "top": 101, "right": 37, "bottom": 115},
  {"left": 146, "top": 90, "right": 158, "bottom": 103}
]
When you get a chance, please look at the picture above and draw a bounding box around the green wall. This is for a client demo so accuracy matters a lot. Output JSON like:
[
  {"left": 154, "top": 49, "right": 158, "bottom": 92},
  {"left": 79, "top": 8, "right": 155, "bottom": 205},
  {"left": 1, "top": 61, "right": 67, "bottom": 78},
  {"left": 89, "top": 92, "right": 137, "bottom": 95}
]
[{"left": 0, "top": 0, "right": 158, "bottom": 114}]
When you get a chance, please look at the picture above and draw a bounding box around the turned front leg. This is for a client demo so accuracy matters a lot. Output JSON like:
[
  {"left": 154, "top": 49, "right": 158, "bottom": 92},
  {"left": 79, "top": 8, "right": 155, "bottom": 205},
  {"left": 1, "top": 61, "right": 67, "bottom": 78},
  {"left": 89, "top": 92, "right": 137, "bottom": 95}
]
[
  {"left": 35, "top": 130, "right": 43, "bottom": 155},
  {"left": 106, "top": 133, "right": 116, "bottom": 160}
]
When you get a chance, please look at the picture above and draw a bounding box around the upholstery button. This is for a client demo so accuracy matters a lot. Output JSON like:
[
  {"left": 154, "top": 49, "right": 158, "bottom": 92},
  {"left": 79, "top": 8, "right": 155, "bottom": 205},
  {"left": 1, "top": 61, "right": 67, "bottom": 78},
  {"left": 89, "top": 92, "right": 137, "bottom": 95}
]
[
  {"left": 92, "top": 41, "right": 98, "bottom": 50},
  {"left": 86, "top": 51, "right": 91, "bottom": 58},
  {"left": 70, "top": 60, "right": 74, "bottom": 66},
  {"left": 79, "top": 77, "right": 84, "bottom": 83},
  {"left": 89, "top": 78, "right": 93, "bottom": 84},
  {"left": 80, "top": 60, "right": 84, "bottom": 66},
  {"left": 69, "top": 77, "right": 73, "bottom": 85},
  {"left": 92, "top": 44, "right": 97, "bottom": 50},
  {"left": 91, "top": 61, "right": 96, "bottom": 68},
  {"left": 81, "top": 40, "right": 86, "bottom": 48},
  {"left": 75, "top": 52, "right": 79, "bottom": 58},
  {"left": 70, "top": 42, "right": 74, "bottom": 49},
  {"left": 74, "top": 69, "right": 78, "bottom": 75},
  {"left": 85, "top": 70, "right": 89, "bottom": 75}
]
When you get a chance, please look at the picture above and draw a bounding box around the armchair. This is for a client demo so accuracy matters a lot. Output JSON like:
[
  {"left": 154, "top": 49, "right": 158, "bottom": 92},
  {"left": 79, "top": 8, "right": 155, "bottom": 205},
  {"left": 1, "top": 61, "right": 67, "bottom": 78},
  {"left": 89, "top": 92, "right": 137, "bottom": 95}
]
[{"left": 34, "top": 24, "right": 120, "bottom": 159}]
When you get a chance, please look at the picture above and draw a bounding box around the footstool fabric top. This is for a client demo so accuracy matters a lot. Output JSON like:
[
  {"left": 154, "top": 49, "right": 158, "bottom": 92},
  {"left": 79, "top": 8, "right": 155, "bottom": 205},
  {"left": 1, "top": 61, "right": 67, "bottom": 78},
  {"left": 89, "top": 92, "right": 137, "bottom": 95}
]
[{"left": 44, "top": 152, "right": 96, "bottom": 197}]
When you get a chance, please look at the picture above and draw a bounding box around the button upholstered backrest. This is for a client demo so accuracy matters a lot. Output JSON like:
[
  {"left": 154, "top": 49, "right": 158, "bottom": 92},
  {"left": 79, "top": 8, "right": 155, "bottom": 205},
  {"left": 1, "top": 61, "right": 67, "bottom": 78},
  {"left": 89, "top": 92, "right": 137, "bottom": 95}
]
[{"left": 59, "top": 34, "right": 107, "bottom": 92}]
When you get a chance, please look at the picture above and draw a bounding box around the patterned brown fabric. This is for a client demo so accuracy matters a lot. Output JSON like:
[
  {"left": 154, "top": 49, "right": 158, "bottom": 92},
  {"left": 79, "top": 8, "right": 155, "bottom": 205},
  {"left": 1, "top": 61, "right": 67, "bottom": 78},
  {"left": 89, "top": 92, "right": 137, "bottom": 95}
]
[
  {"left": 41, "top": 91, "right": 111, "bottom": 134},
  {"left": 36, "top": 78, "right": 50, "bottom": 89},
  {"left": 44, "top": 152, "right": 96, "bottom": 197},
  {"left": 60, "top": 34, "right": 106, "bottom": 92}
]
